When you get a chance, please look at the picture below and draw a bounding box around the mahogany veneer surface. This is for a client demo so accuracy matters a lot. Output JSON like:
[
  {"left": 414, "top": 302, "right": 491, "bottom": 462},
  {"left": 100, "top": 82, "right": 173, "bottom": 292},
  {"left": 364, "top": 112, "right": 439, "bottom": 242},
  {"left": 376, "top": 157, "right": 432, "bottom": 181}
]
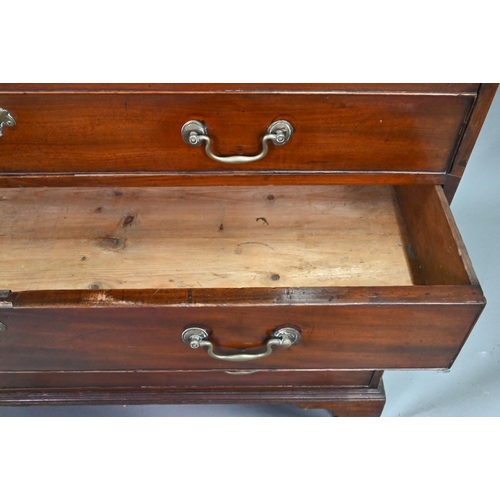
[{"left": 0, "top": 90, "right": 474, "bottom": 174}]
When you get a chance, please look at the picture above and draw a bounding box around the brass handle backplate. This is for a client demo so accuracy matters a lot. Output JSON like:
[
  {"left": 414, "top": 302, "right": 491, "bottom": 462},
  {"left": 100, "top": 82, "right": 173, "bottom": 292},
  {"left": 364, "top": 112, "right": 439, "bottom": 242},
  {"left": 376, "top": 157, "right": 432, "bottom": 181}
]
[
  {"left": 181, "top": 326, "right": 301, "bottom": 362},
  {"left": 181, "top": 119, "right": 293, "bottom": 164},
  {"left": 0, "top": 108, "right": 16, "bottom": 137}
]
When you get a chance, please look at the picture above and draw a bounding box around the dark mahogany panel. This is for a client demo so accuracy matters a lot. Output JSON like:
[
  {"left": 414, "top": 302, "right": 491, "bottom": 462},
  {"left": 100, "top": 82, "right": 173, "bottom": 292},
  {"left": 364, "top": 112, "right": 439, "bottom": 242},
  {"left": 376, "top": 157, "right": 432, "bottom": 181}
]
[
  {"left": 0, "top": 92, "right": 473, "bottom": 174},
  {"left": 0, "top": 294, "right": 483, "bottom": 371}
]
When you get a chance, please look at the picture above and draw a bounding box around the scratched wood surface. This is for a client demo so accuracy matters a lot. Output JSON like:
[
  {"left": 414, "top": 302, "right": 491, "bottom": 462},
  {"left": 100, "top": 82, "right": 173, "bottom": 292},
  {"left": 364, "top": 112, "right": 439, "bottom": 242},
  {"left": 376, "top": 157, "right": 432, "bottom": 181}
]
[
  {"left": 0, "top": 83, "right": 480, "bottom": 92},
  {"left": 0, "top": 185, "right": 413, "bottom": 291}
]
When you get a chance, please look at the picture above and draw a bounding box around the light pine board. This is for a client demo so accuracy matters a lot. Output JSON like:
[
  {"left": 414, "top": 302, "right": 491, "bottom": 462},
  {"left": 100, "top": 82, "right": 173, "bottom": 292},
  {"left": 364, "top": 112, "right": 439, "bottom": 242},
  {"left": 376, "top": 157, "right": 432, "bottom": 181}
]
[{"left": 0, "top": 185, "right": 413, "bottom": 290}]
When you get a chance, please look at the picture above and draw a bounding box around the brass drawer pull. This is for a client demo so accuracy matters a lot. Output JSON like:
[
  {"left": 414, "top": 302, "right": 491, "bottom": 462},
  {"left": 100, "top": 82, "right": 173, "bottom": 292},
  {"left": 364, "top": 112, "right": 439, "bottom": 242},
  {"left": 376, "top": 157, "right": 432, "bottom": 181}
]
[
  {"left": 0, "top": 108, "right": 16, "bottom": 137},
  {"left": 181, "top": 326, "right": 300, "bottom": 362},
  {"left": 181, "top": 119, "right": 293, "bottom": 164}
]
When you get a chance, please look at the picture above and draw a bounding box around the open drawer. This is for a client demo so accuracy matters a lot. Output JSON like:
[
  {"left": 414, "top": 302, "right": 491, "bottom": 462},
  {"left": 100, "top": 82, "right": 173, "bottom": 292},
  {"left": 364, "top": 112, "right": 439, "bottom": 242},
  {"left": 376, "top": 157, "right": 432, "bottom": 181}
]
[{"left": 0, "top": 184, "right": 485, "bottom": 385}]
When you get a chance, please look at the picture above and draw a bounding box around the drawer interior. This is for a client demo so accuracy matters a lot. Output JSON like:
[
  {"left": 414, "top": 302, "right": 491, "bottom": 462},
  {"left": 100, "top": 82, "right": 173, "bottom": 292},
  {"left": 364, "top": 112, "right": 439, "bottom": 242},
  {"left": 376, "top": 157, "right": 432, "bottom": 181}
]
[{"left": 0, "top": 184, "right": 475, "bottom": 291}]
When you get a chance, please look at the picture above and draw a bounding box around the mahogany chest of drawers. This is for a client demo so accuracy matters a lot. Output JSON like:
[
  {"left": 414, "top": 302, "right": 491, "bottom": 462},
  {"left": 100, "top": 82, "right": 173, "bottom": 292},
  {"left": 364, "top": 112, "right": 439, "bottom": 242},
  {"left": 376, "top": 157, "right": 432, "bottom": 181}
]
[{"left": 0, "top": 83, "right": 496, "bottom": 416}]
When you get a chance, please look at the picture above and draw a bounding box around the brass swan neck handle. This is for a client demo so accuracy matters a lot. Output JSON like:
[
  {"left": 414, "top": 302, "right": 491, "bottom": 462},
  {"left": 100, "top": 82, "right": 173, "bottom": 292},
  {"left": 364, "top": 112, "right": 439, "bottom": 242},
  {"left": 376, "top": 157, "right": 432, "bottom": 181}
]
[
  {"left": 181, "top": 326, "right": 301, "bottom": 362},
  {"left": 181, "top": 119, "right": 293, "bottom": 164}
]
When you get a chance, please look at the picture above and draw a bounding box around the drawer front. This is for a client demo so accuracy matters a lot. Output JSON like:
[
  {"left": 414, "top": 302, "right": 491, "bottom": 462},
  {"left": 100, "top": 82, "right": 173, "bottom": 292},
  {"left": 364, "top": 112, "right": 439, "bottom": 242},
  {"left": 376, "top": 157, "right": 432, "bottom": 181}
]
[
  {"left": 0, "top": 90, "right": 473, "bottom": 175},
  {"left": 0, "top": 299, "right": 483, "bottom": 372}
]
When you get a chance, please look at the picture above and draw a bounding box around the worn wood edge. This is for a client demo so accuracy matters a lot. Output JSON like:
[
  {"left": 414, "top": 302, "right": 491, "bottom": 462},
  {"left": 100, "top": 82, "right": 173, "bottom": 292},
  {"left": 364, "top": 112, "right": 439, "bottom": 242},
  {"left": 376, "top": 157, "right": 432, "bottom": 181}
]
[
  {"left": 0, "top": 384, "right": 386, "bottom": 409},
  {"left": 0, "top": 373, "right": 375, "bottom": 393},
  {"left": 0, "top": 83, "right": 480, "bottom": 95},
  {"left": 0, "top": 368, "right": 373, "bottom": 375},
  {"left": 4, "top": 285, "right": 485, "bottom": 308},
  {"left": 0, "top": 172, "right": 447, "bottom": 188},
  {"left": 0, "top": 368, "right": 449, "bottom": 375},
  {"left": 0, "top": 91, "right": 478, "bottom": 96},
  {"left": 445, "top": 83, "right": 499, "bottom": 202}
]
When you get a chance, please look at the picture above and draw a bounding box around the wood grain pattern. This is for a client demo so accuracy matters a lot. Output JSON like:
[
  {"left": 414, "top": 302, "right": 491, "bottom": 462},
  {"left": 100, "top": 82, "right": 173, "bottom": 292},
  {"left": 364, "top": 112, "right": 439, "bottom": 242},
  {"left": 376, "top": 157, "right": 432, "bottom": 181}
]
[
  {"left": 0, "top": 185, "right": 413, "bottom": 291},
  {"left": 0, "top": 92, "right": 474, "bottom": 174},
  {"left": 0, "top": 298, "right": 484, "bottom": 371},
  {"left": 396, "top": 185, "right": 476, "bottom": 286}
]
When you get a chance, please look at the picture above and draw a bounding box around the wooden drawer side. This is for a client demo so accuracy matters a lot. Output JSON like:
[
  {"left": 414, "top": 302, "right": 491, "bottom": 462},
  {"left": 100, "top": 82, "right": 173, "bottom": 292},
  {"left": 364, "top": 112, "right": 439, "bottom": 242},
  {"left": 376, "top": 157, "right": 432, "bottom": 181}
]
[{"left": 395, "top": 185, "right": 480, "bottom": 286}]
